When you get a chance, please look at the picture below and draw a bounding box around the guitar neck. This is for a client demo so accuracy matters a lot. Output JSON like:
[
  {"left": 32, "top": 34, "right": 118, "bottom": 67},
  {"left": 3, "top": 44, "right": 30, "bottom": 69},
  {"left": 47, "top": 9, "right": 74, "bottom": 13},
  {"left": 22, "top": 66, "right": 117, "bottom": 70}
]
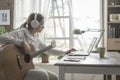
[{"left": 32, "top": 45, "right": 52, "bottom": 58}]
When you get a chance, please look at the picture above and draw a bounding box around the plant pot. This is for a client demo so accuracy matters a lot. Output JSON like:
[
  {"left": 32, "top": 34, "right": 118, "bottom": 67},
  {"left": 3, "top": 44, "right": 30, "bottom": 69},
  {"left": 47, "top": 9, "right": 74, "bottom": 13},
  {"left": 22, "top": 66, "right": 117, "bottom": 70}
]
[{"left": 41, "top": 57, "right": 49, "bottom": 63}]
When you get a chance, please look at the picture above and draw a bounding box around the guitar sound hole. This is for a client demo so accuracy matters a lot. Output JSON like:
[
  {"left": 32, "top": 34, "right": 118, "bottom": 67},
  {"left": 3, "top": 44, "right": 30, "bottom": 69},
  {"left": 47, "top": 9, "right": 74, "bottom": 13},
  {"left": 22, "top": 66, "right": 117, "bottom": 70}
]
[{"left": 24, "top": 54, "right": 31, "bottom": 63}]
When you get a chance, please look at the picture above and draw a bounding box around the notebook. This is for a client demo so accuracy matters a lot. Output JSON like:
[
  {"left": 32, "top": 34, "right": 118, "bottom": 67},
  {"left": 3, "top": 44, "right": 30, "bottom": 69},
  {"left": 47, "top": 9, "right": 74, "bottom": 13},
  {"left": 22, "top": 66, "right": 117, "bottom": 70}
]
[{"left": 68, "top": 37, "right": 97, "bottom": 56}]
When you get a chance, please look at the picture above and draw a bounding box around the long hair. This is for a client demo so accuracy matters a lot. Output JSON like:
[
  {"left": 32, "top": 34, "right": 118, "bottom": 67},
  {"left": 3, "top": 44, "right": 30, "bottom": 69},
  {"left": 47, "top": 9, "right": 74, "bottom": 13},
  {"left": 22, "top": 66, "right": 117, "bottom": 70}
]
[{"left": 20, "top": 13, "right": 44, "bottom": 29}]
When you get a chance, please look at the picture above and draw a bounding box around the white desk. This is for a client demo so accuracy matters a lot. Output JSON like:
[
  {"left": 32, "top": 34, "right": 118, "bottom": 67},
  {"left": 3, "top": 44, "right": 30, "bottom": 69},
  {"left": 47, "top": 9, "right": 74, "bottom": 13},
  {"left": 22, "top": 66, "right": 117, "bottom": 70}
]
[{"left": 55, "top": 52, "right": 120, "bottom": 80}]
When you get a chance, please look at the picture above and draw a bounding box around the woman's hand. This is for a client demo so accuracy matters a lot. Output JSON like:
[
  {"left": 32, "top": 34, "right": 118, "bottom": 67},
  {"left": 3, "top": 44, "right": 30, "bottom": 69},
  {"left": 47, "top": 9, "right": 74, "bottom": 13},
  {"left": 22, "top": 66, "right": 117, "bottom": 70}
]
[
  {"left": 21, "top": 41, "right": 35, "bottom": 54},
  {"left": 65, "top": 48, "right": 76, "bottom": 54}
]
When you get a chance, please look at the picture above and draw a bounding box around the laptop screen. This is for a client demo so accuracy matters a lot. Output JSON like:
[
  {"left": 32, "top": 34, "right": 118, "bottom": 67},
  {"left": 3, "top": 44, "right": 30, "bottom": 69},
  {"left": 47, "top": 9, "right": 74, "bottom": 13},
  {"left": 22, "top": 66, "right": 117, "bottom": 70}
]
[
  {"left": 68, "top": 37, "right": 97, "bottom": 56},
  {"left": 87, "top": 37, "right": 97, "bottom": 54}
]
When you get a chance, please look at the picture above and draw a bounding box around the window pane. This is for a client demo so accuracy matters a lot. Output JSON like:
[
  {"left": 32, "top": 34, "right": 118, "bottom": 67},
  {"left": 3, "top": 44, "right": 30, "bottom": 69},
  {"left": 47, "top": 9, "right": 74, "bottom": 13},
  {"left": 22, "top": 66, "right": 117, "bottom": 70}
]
[
  {"left": 45, "top": 18, "right": 69, "bottom": 38},
  {"left": 49, "top": 0, "right": 69, "bottom": 16},
  {"left": 72, "top": 0, "right": 101, "bottom": 50}
]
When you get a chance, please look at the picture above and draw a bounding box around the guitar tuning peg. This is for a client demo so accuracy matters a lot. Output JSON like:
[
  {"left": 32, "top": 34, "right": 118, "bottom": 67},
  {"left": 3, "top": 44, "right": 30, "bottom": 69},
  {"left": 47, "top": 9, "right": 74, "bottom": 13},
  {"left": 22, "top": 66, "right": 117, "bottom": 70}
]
[{"left": 51, "top": 40, "right": 56, "bottom": 48}]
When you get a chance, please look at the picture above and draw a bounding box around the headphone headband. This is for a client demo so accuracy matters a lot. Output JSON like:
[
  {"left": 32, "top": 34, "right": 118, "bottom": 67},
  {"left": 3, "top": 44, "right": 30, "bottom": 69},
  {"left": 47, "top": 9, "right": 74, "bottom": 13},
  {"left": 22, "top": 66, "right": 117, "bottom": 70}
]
[{"left": 34, "top": 13, "right": 37, "bottom": 21}]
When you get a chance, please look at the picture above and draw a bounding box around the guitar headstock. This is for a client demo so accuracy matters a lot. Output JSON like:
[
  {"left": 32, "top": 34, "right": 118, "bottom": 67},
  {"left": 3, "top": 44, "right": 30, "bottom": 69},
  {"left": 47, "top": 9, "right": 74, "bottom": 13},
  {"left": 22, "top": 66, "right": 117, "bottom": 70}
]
[{"left": 51, "top": 40, "right": 56, "bottom": 48}]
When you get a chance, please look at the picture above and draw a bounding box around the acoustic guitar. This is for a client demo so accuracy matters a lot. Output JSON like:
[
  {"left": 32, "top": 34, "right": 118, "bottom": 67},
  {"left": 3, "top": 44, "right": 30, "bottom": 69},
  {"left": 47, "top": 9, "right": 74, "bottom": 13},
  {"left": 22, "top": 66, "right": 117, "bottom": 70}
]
[{"left": 0, "top": 41, "right": 56, "bottom": 80}]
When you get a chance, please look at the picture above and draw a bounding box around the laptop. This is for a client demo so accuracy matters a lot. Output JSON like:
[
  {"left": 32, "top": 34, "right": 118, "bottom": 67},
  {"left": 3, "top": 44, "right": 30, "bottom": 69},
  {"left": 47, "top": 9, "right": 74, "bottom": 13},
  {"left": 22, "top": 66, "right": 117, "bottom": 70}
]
[{"left": 68, "top": 37, "right": 97, "bottom": 56}]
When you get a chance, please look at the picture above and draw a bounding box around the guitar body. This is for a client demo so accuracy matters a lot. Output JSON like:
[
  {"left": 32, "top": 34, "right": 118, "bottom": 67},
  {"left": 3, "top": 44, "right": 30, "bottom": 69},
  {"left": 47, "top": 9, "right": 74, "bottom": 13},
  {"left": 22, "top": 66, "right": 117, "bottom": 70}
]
[{"left": 0, "top": 44, "right": 34, "bottom": 80}]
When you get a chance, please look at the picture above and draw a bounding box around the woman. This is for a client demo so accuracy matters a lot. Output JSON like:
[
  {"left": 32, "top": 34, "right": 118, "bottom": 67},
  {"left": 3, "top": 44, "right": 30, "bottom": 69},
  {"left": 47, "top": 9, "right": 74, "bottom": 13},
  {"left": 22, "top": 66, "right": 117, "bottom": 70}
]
[{"left": 0, "top": 13, "right": 75, "bottom": 80}]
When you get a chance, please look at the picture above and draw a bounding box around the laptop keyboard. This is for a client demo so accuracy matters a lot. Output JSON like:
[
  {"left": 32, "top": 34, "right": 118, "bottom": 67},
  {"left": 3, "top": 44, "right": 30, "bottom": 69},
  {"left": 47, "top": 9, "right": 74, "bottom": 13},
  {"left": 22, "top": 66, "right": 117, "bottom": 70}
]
[{"left": 68, "top": 51, "right": 89, "bottom": 56}]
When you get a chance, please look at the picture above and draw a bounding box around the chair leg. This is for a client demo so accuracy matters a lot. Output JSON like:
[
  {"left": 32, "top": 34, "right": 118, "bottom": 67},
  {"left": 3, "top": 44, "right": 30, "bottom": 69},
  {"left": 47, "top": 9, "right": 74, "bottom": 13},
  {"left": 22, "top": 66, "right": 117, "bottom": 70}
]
[
  {"left": 116, "top": 75, "right": 120, "bottom": 80},
  {"left": 103, "top": 75, "right": 106, "bottom": 80},
  {"left": 103, "top": 75, "right": 112, "bottom": 80}
]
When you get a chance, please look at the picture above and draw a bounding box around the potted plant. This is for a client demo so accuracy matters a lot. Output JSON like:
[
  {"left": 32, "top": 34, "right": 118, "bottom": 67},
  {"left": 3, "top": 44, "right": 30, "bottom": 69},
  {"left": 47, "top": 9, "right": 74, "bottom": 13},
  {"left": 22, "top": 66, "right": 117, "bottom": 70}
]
[
  {"left": 0, "top": 26, "right": 6, "bottom": 35},
  {"left": 40, "top": 53, "right": 49, "bottom": 63},
  {"left": 57, "top": 55, "right": 63, "bottom": 60}
]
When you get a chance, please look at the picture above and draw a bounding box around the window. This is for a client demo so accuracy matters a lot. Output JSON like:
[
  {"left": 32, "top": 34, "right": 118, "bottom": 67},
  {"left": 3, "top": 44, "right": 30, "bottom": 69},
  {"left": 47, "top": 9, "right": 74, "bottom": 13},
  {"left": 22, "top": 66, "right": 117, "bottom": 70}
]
[
  {"left": 45, "top": 0, "right": 72, "bottom": 49},
  {"left": 72, "top": 0, "right": 103, "bottom": 50},
  {"left": 45, "top": 0, "right": 102, "bottom": 51},
  {"left": 14, "top": 0, "right": 103, "bottom": 59}
]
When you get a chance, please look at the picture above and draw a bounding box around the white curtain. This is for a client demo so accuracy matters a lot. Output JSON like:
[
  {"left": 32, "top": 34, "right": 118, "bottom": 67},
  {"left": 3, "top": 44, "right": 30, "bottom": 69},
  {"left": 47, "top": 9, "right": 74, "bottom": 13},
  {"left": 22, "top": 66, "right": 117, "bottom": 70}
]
[{"left": 14, "top": 0, "right": 51, "bottom": 29}]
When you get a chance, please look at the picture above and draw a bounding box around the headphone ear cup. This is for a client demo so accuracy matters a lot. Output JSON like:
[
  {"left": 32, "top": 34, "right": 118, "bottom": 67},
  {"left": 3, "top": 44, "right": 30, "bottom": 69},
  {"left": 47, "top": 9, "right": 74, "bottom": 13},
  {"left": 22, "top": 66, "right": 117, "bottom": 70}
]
[
  {"left": 31, "top": 13, "right": 39, "bottom": 28},
  {"left": 31, "top": 20, "right": 39, "bottom": 28}
]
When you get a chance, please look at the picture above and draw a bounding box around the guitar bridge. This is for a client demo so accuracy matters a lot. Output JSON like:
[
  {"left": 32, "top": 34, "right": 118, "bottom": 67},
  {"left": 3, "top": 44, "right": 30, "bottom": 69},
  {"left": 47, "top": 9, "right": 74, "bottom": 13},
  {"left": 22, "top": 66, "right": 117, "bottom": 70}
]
[{"left": 16, "top": 55, "right": 22, "bottom": 70}]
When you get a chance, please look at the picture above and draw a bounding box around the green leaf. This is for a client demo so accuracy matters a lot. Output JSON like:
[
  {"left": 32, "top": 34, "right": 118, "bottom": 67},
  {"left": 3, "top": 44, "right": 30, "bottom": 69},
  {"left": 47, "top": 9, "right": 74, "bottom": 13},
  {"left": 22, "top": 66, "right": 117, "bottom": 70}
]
[{"left": 0, "top": 26, "right": 6, "bottom": 35}]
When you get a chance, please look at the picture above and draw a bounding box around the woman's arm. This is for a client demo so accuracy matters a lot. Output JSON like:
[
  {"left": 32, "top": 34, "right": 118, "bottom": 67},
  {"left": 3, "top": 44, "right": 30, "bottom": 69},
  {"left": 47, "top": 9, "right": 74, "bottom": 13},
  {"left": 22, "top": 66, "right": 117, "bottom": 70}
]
[
  {"left": 38, "top": 41, "right": 76, "bottom": 56},
  {"left": 0, "top": 29, "right": 33, "bottom": 54},
  {"left": 0, "top": 31, "right": 23, "bottom": 46}
]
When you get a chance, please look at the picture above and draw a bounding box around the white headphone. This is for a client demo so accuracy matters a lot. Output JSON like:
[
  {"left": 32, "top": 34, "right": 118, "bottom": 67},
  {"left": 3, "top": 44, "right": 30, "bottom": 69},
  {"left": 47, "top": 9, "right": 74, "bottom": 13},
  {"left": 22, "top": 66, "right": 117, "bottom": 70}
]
[{"left": 31, "top": 13, "right": 39, "bottom": 28}]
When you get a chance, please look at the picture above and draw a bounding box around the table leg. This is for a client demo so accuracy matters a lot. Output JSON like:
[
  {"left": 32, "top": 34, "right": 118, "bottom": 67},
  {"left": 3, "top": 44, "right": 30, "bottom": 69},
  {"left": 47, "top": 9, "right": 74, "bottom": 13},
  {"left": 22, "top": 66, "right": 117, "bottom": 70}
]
[
  {"left": 112, "top": 75, "right": 116, "bottom": 80},
  {"left": 71, "top": 74, "right": 74, "bottom": 80},
  {"left": 104, "top": 75, "right": 112, "bottom": 80},
  {"left": 59, "top": 66, "right": 65, "bottom": 80},
  {"left": 104, "top": 75, "right": 106, "bottom": 80}
]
